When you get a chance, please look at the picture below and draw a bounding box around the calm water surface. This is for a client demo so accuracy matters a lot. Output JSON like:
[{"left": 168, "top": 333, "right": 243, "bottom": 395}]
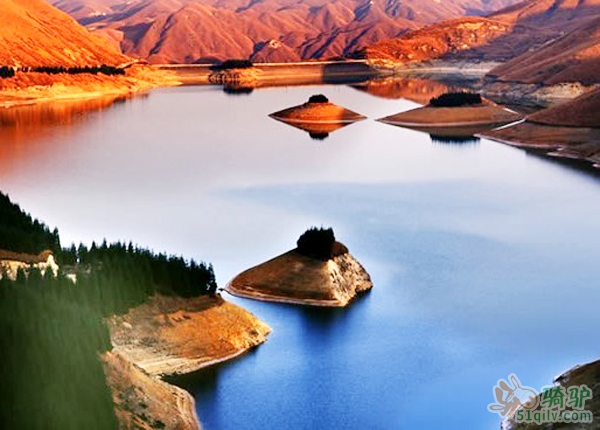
[{"left": 2, "top": 84, "right": 600, "bottom": 429}]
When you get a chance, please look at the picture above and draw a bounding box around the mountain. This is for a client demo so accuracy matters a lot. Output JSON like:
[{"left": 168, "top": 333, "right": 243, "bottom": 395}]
[
  {"left": 360, "top": 17, "right": 515, "bottom": 65},
  {"left": 0, "top": 0, "right": 129, "bottom": 67},
  {"left": 51, "top": 0, "right": 524, "bottom": 63},
  {"left": 361, "top": 0, "right": 600, "bottom": 87},
  {"left": 527, "top": 87, "right": 600, "bottom": 127},
  {"left": 488, "top": 15, "right": 600, "bottom": 84},
  {"left": 490, "top": 0, "right": 600, "bottom": 30}
]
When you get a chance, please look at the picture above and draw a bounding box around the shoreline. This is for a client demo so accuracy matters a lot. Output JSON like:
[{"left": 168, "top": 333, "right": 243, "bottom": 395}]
[
  {"left": 0, "top": 65, "right": 182, "bottom": 109},
  {"left": 0, "top": 60, "right": 591, "bottom": 112},
  {"left": 104, "top": 294, "right": 271, "bottom": 429},
  {"left": 225, "top": 284, "right": 356, "bottom": 307}
]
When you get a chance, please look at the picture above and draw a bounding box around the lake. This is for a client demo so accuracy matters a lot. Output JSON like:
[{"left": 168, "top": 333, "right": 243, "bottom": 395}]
[{"left": 2, "top": 82, "right": 600, "bottom": 429}]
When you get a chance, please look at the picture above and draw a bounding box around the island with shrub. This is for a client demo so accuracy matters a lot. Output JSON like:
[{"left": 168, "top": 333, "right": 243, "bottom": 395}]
[
  {"left": 226, "top": 227, "right": 373, "bottom": 307},
  {"left": 378, "top": 91, "right": 523, "bottom": 129}
]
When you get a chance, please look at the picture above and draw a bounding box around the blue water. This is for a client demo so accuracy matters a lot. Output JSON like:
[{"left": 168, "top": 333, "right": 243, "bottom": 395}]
[{"left": 2, "top": 84, "right": 600, "bottom": 429}]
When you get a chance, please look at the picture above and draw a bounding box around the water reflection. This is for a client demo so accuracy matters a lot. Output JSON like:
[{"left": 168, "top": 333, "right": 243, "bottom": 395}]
[
  {"left": 222, "top": 85, "right": 254, "bottom": 95},
  {"left": 0, "top": 96, "right": 130, "bottom": 175},
  {"left": 430, "top": 134, "right": 481, "bottom": 145},
  {"left": 271, "top": 120, "right": 351, "bottom": 140},
  {"left": 351, "top": 76, "right": 457, "bottom": 104}
]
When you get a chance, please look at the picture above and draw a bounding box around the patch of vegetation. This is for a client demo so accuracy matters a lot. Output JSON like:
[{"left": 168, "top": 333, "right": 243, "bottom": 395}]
[
  {"left": 27, "top": 65, "right": 125, "bottom": 76},
  {"left": 210, "top": 59, "right": 254, "bottom": 71},
  {"left": 429, "top": 92, "right": 482, "bottom": 108},
  {"left": 296, "top": 227, "right": 347, "bottom": 261},
  {"left": 0, "top": 66, "right": 15, "bottom": 79},
  {"left": 0, "top": 191, "right": 217, "bottom": 430},
  {"left": 0, "top": 193, "right": 60, "bottom": 254},
  {"left": 308, "top": 94, "right": 329, "bottom": 104}
]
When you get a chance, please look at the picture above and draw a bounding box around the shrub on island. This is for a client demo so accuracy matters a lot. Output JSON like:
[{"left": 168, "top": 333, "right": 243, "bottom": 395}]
[
  {"left": 296, "top": 227, "right": 348, "bottom": 261},
  {"left": 429, "top": 92, "right": 482, "bottom": 108},
  {"left": 0, "top": 66, "right": 15, "bottom": 79},
  {"left": 211, "top": 59, "right": 254, "bottom": 71},
  {"left": 308, "top": 94, "right": 329, "bottom": 104}
]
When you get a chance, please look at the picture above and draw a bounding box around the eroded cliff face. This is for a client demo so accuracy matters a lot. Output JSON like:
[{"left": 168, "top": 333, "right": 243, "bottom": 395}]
[
  {"left": 103, "top": 294, "right": 271, "bottom": 430},
  {"left": 102, "top": 351, "right": 201, "bottom": 430},
  {"left": 107, "top": 294, "right": 271, "bottom": 376},
  {"left": 326, "top": 253, "right": 374, "bottom": 306}
]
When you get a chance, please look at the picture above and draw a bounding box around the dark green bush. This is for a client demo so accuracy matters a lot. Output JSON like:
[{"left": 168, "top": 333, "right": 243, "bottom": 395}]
[
  {"left": 429, "top": 92, "right": 482, "bottom": 107},
  {"left": 0, "top": 66, "right": 15, "bottom": 79},
  {"left": 31, "top": 65, "right": 125, "bottom": 76},
  {"left": 308, "top": 94, "right": 329, "bottom": 104},
  {"left": 296, "top": 227, "right": 339, "bottom": 261}
]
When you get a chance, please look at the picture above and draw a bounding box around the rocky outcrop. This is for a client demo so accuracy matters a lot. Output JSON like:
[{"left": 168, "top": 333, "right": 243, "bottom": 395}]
[
  {"left": 226, "top": 244, "right": 373, "bottom": 307},
  {"left": 481, "top": 81, "right": 594, "bottom": 107},
  {"left": 107, "top": 294, "right": 271, "bottom": 376},
  {"left": 503, "top": 358, "right": 600, "bottom": 430},
  {"left": 0, "top": 249, "right": 59, "bottom": 280},
  {"left": 104, "top": 294, "right": 271, "bottom": 430},
  {"left": 102, "top": 351, "right": 201, "bottom": 430}
]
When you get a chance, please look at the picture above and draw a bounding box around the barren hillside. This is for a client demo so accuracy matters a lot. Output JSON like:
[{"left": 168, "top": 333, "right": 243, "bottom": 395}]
[
  {"left": 0, "top": 0, "right": 129, "bottom": 67},
  {"left": 51, "top": 0, "right": 524, "bottom": 63}
]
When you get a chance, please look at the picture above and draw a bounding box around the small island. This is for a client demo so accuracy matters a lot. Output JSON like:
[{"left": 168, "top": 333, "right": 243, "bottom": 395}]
[
  {"left": 208, "top": 59, "right": 260, "bottom": 85},
  {"left": 226, "top": 227, "right": 373, "bottom": 307},
  {"left": 270, "top": 94, "right": 366, "bottom": 124},
  {"left": 378, "top": 92, "right": 523, "bottom": 129}
]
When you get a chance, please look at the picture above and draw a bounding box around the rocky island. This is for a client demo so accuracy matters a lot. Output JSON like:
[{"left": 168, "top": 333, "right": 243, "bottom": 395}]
[
  {"left": 270, "top": 94, "right": 365, "bottom": 123},
  {"left": 269, "top": 94, "right": 367, "bottom": 139},
  {"left": 226, "top": 227, "right": 373, "bottom": 307}
]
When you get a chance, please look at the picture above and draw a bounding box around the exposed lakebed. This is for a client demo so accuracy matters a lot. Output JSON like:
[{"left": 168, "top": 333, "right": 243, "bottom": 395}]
[{"left": 2, "top": 82, "right": 600, "bottom": 429}]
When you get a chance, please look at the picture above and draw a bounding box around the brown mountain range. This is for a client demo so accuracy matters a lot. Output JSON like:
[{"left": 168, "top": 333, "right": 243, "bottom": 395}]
[
  {"left": 51, "top": 0, "right": 523, "bottom": 63},
  {"left": 488, "top": 15, "right": 600, "bottom": 84},
  {"left": 359, "top": 15, "right": 556, "bottom": 66},
  {"left": 362, "top": 0, "right": 600, "bottom": 85},
  {"left": 528, "top": 87, "right": 600, "bottom": 127},
  {"left": 0, "top": 0, "right": 129, "bottom": 67}
]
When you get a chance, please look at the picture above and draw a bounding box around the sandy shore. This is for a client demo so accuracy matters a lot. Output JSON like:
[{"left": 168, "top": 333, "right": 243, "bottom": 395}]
[
  {"left": 0, "top": 66, "right": 181, "bottom": 108},
  {"left": 481, "top": 122, "right": 600, "bottom": 169}
]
